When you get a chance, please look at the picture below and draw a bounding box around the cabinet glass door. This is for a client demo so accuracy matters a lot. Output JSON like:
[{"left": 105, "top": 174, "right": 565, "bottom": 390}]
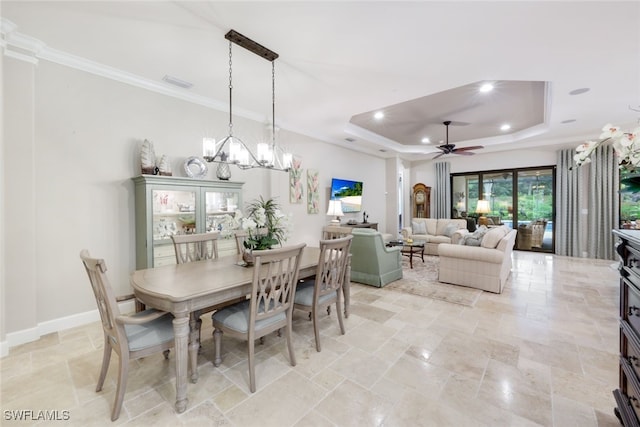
[
  {"left": 152, "top": 189, "right": 196, "bottom": 265},
  {"left": 204, "top": 190, "right": 240, "bottom": 257}
]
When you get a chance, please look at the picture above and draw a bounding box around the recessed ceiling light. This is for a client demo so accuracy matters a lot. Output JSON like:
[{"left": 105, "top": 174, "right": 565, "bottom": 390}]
[
  {"left": 479, "top": 83, "right": 494, "bottom": 93},
  {"left": 421, "top": 137, "right": 430, "bottom": 144},
  {"left": 500, "top": 124, "right": 511, "bottom": 131},
  {"left": 569, "top": 88, "right": 590, "bottom": 95},
  {"left": 374, "top": 111, "right": 384, "bottom": 120},
  {"left": 561, "top": 119, "right": 576, "bottom": 124},
  {"left": 162, "top": 75, "right": 193, "bottom": 89}
]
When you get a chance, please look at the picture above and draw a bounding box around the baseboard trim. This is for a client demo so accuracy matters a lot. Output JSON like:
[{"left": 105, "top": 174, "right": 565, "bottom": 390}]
[{"left": 2, "top": 300, "right": 135, "bottom": 357}]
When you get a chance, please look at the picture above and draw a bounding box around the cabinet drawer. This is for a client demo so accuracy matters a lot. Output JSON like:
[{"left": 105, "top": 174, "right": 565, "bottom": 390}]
[
  {"left": 621, "top": 357, "right": 640, "bottom": 424},
  {"left": 625, "top": 279, "right": 640, "bottom": 337},
  {"left": 623, "top": 321, "right": 640, "bottom": 381},
  {"left": 626, "top": 244, "right": 640, "bottom": 287}
]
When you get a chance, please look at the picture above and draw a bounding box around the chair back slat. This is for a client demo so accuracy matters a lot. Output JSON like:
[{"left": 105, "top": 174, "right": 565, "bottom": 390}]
[
  {"left": 250, "top": 244, "right": 306, "bottom": 323},
  {"left": 171, "top": 232, "right": 220, "bottom": 263},
  {"left": 316, "top": 236, "right": 352, "bottom": 299}
]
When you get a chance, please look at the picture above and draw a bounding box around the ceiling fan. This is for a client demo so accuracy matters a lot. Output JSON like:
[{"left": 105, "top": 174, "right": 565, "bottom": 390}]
[{"left": 432, "top": 121, "right": 484, "bottom": 159}]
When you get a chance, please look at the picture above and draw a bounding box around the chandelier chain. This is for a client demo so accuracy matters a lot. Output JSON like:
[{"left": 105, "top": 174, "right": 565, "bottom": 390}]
[
  {"left": 272, "top": 62, "right": 276, "bottom": 144},
  {"left": 228, "top": 40, "right": 233, "bottom": 136}
]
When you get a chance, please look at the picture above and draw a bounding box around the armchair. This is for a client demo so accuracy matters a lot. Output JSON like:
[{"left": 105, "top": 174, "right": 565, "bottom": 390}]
[{"left": 349, "top": 229, "right": 402, "bottom": 287}]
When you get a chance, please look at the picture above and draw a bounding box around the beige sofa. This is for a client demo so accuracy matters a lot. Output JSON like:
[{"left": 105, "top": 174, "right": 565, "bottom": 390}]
[
  {"left": 401, "top": 218, "right": 468, "bottom": 255},
  {"left": 437, "top": 226, "right": 517, "bottom": 293}
]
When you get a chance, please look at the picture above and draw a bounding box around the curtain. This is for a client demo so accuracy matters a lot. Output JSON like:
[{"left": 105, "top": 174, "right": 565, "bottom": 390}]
[
  {"left": 588, "top": 145, "right": 619, "bottom": 260},
  {"left": 555, "top": 149, "right": 582, "bottom": 257},
  {"left": 434, "top": 162, "right": 450, "bottom": 218}
]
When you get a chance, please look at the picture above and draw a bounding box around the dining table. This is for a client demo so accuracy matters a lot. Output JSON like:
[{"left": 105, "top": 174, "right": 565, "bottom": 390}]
[{"left": 130, "top": 246, "right": 351, "bottom": 413}]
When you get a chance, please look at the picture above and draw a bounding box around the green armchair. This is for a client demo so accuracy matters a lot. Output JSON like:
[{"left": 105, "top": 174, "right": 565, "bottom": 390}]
[{"left": 350, "top": 229, "right": 403, "bottom": 287}]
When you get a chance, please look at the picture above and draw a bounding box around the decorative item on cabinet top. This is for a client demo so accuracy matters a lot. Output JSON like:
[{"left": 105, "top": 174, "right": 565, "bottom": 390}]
[{"left": 140, "top": 139, "right": 172, "bottom": 176}]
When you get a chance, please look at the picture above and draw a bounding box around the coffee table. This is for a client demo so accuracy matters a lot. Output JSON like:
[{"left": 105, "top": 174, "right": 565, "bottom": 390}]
[{"left": 386, "top": 240, "right": 425, "bottom": 269}]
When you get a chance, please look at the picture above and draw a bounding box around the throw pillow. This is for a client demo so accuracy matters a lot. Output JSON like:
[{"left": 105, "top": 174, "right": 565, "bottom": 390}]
[
  {"left": 442, "top": 223, "right": 459, "bottom": 237},
  {"left": 412, "top": 220, "right": 427, "bottom": 235},
  {"left": 459, "top": 225, "right": 488, "bottom": 246},
  {"left": 481, "top": 226, "right": 508, "bottom": 249},
  {"left": 463, "top": 236, "right": 482, "bottom": 246}
]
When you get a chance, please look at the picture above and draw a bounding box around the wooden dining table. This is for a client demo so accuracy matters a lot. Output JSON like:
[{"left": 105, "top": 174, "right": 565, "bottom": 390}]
[{"left": 130, "top": 246, "right": 351, "bottom": 413}]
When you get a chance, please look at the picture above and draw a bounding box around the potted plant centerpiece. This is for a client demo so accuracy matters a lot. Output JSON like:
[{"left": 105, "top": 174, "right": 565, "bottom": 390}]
[{"left": 240, "top": 196, "right": 292, "bottom": 264}]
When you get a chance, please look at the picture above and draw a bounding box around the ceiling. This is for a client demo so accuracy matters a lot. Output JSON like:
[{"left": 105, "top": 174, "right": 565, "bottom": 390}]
[{"left": 2, "top": 1, "right": 639, "bottom": 161}]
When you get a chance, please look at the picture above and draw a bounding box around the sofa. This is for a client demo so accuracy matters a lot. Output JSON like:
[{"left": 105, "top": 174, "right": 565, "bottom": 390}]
[
  {"left": 437, "top": 225, "right": 517, "bottom": 293},
  {"left": 349, "top": 228, "right": 403, "bottom": 287},
  {"left": 401, "top": 218, "right": 468, "bottom": 255}
]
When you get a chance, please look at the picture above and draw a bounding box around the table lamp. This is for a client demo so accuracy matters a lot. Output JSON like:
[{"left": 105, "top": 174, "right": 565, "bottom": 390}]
[
  {"left": 326, "top": 200, "right": 344, "bottom": 225},
  {"left": 475, "top": 199, "right": 491, "bottom": 226}
]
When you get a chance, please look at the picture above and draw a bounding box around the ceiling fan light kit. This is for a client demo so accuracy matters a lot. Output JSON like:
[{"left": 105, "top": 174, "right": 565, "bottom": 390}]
[{"left": 432, "top": 120, "right": 484, "bottom": 159}]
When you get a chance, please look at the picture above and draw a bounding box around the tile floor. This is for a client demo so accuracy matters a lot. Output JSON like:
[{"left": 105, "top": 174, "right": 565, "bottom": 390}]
[{"left": 0, "top": 251, "right": 624, "bottom": 426}]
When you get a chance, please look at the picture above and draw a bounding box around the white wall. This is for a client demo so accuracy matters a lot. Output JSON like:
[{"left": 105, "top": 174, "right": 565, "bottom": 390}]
[{"left": 1, "top": 57, "right": 387, "bottom": 350}]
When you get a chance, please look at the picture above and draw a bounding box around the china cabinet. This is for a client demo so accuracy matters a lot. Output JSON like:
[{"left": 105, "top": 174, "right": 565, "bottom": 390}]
[{"left": 133, "top": 175, "right": 243, "bottom": 268}]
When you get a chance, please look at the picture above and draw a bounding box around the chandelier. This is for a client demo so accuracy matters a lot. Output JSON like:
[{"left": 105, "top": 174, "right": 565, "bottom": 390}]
[{"left": 203, "top": 30, "right": 292, "bottom": 172}]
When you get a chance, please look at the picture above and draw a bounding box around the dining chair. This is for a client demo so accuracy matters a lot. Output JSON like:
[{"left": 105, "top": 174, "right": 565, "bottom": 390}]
[
  {"left": 211, "top": 243, "right": 306, "bottom": 393},
  {"left": 294, "top": 235, "right": 352, "bottom": 352},
  {"left": 170, "top": 232, "right": 242, "bottom": 356},
  {"left": 171, "top": 231, "right": 219, "bottom": 263},
  {"left": 80, "top": 250, "right": 174, "bottom": 421},
  {"left": 321, "top": 225, "right": 352, "bottom": 240}
]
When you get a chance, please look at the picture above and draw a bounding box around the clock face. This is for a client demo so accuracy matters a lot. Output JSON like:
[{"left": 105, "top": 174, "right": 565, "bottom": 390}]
[{"left": 415, "top": 191, "right": 425, "bottom": 204}]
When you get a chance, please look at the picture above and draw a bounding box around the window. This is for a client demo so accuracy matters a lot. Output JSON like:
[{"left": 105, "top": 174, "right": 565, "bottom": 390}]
[
  {"left": 620, "top": 169, "right": 640, "bottom": 229},
  {"left": 451, "top": 166, "right": 555, "bottom": 252}
]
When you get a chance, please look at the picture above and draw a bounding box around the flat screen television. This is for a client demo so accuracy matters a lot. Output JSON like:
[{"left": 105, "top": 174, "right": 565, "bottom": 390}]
[{"left": 330, "top": 178, "right": 363, "bottom": 213}]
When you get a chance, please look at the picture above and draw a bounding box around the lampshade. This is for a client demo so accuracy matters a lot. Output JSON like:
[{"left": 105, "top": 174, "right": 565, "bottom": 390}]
[
  {"left": 475, "top": 200, "right": 491, "bottom": 214},
  {"left": 476, "top": 199, "right": 491, "bottom": 226},
  {"left": 326, "top": 200, "right": 344, "bottom": 224}
]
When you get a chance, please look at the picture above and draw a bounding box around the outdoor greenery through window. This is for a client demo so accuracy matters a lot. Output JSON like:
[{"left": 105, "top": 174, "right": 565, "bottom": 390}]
[{"left": 621, "top": 169, "right": 640, "bottom": 224}]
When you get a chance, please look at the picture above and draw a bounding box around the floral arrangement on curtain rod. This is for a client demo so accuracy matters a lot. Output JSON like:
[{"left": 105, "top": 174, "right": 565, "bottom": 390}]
[{"left": 574, "top": 123, "right": 640, "bottom": 171}]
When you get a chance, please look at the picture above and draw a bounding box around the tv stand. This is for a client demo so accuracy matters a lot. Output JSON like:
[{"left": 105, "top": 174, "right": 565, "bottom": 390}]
[{"left": 341, "top": 222, "right": 378, "bottom": 231}]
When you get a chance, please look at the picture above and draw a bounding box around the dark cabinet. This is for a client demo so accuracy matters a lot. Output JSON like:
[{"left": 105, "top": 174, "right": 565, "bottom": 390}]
[{"left": 614, "top": 229, "right": 640, "bottom": 427}]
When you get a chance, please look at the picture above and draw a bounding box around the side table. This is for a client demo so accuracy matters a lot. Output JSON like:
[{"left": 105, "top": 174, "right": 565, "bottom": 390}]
[{"left": 386, "top": 240, "right": 425, "bottom": 269}]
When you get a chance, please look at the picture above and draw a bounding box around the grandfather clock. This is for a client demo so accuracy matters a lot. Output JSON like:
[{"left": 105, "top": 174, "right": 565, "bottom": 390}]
[{"left": 412, "top": 183, "right": 430, "bottom": 218}]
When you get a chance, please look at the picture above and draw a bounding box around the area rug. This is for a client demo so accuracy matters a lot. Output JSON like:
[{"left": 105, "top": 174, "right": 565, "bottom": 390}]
[{"left": 384, "top": 255, "right": 482, "bottom": 307}]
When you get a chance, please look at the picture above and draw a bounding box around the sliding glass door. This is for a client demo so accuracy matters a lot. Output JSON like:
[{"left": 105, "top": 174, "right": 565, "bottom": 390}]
[{"left": 451, "top": 166, "right": 555, "bottom": 252}]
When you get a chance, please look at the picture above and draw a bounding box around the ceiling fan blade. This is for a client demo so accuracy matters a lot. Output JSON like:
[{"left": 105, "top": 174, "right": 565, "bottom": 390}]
[
  {"left": 431, "top": 152, "right": 445, "bottom": 159},
  {"left": 453, "top": 145, "right": 484, "bottom": 152},
  {"left": 447, "top": 121, "right": 470, "bottom": 126},
  {"left": 454, "top": 151, "right": 476, "bottom": 156}
]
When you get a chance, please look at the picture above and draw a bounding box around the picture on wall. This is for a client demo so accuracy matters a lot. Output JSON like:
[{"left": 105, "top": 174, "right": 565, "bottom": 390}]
[
  {"left": 307, "top": 169, "right": 319, "bottom": 214},
  {"left": 289, "top": 156, "right": 303, "bottom": 204}
]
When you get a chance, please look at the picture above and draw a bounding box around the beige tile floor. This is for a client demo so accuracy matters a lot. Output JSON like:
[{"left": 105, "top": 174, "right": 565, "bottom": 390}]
[{"left": 1, "top": 251, "right": 624, "bottom": 426}]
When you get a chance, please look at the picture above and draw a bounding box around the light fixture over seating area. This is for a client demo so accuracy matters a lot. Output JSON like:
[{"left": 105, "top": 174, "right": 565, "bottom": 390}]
[{"left": 203, "top": 30, "right": 292, "bottom": 172}]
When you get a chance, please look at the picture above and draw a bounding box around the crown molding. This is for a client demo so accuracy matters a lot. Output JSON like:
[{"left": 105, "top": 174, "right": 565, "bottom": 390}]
[{"left": 0, "top": 18, "right": 265, "bottom": 123}]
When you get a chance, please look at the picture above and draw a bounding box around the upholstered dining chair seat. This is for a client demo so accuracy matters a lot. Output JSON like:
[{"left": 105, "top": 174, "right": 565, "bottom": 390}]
[
  {"left": 211, "top": 300, "right": 285, "bottom": 333},
  {"left": 123, "top": 309, "right": 175, "bottom": 352},
  {"left": 294, "top": 280, "right": 336, "bottom": 306}
]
